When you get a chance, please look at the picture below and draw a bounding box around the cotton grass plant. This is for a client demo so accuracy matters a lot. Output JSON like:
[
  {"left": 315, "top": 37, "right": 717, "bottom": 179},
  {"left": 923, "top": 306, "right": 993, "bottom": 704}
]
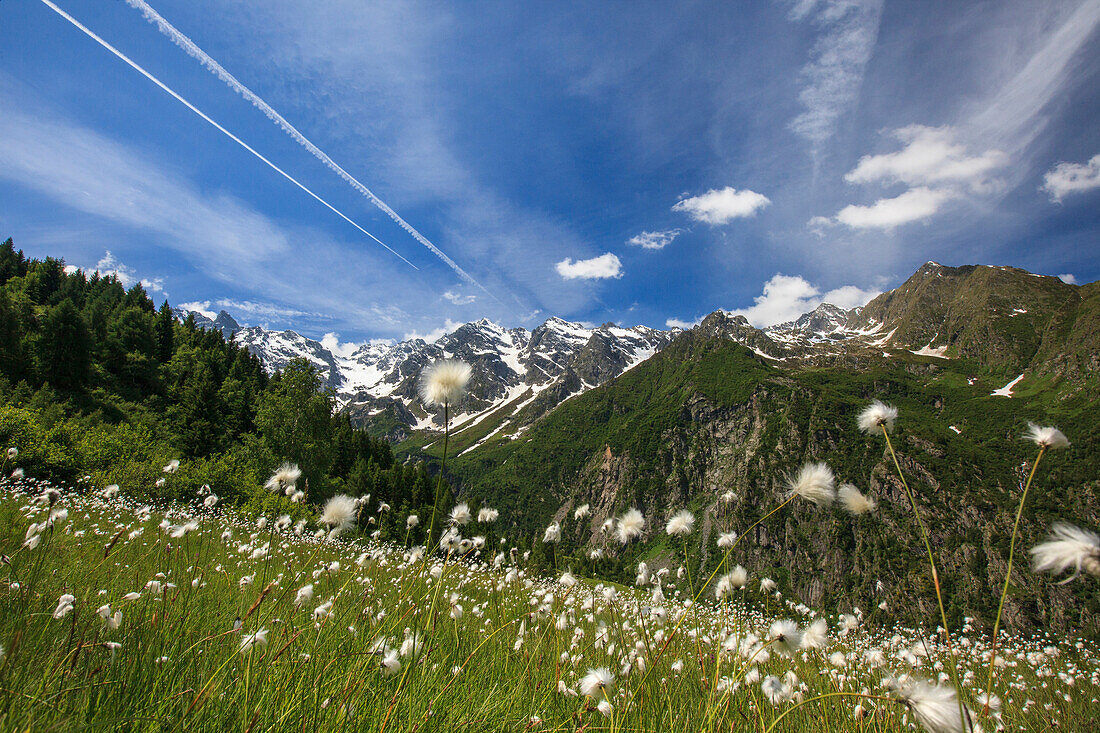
[{"left": 0, "top": 471, "right": 1097, "bottom": 732}]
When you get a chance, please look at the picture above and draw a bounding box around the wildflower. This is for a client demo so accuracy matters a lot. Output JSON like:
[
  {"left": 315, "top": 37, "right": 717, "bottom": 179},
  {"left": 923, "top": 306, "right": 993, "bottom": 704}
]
[
  {"left": 802, "top": 618, "right": 829, "bottom": 649},
  {"left": 1030, "top": 522, "right": 1100, "bottom": 583},
  {"left": 53, "top": 594, "right": 75, "bottom": 619},
  {"left": 319, "top": 495, "right": 359, "bottom": 536},
  {"left": 264, "top": 462, "right": 302, "bottom": 493},
  {"left": 162, "top": 459, "right": 180, "bottom": 474},
  {"left": 596, "top": 699, "right": 613, "bottom": 717},
  {"left": 893, "top": 679, "right": 967, "bottom": 733},
  {"left": 838, "top": 483, "right": 877, "bottom": 514},
  {"left": 543, "top": 521, "right": 562, "bottom": 544},
  {"left": 857, "top": 400, "right": 898, "bottom": 434},
  {"left": 720, "top": 490, "right": 737, "bottom": 503},
  {"left": 1024, "top": 423, "right": 1070, "bottom": 450},
  {"left": 717, "top": 531, "right": 737, "bottom": 548},
  {"left": 406, "top": 514, "right": 419, "bottom": 529},
  {"left": 665, "top": 510, "right": 695, "bottom": 536},
  {"left": 275, "top": 514, "right": 291, "bottom": 530},
  {"left": 400, "top": 631, "right": 424, "bottom": 659},
  {"left": 449, "top": 503, "right": 472, "bottom": 526},
  {"left": 122, "top": 592, "right": 141, "bottom": 602},
  {"left": 22, "top": 533, "right": 41, "bottom": 550},
  {"left": 616, "top": 508, "right": 645, "bottom": 543},
  {"left": 574, "top": 503, "right": 590, "bottom": 520},
  {"left": 760, "top": 577, "right": 777, "bottom": 593},
  {"left": 203, "top": 494, "right": 219, "bottom": 508},
  {"left": 761, "top": 675, "right": 791, "bottom": 704},
  {"left": 477, "top": 507, "right": 499, "bottom": 523},
  {"left": 768, "top": 619, "right": 803, "bottom": 656},
  {"left": 239, "top": 628, "right": 269, "bottom": 654},
  {"left": 106, "top": 610, "right": 122, "bottom": 629},
  {"left": 102, "top": 484, "right": 120, "bottom": 499},
  {"left": 6, "top": 447, "right": 16, "bottom": 459},
  {"left": 419, "top": 360, "right": 473, "bottom": 406},
  {"left": 560, "top": 571, "right": 577, "bottom": 588},
  {"left": 381, "top": 650, "right": 401, "bottom": 675},
  {"left": 787, "top": 462, "right": 836, "bottom": 506},
  {"left": 579, "top": 667, "right": 613, "bottom": 697}
]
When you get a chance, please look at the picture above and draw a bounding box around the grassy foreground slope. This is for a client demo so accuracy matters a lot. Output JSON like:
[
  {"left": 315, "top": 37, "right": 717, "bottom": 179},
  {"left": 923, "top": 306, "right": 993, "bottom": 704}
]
[{"left": 1, "top": 479, "right": 1097, "bottom": 732}]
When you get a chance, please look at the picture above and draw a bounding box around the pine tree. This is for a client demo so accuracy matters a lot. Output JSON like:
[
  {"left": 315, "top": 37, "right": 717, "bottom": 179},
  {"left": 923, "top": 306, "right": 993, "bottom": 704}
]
[
  {"left": 155, "top": 300, "right": 175, "bottom": 362},
  {"left": 37, "top": 300, "right": 91, "bottom": 390}
]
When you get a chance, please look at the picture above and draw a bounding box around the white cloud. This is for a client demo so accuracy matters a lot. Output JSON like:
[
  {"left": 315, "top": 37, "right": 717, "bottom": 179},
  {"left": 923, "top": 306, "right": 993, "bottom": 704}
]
[
  {"left": 403, "top": 318, "right": 461, "bottom": 343},
  {"left": 89, "top": 251, "right": 169, "bottom": 298},
  {"left": 968, "top": 1, "right": 1100, "bottom": 155},
  {"left": 1042, "top": 154, "right": 1100, "bottom": 202},
  {"left": 442, "top": 290, "right": 477, "bottom": 305},
  {"left": 732, "top": 273, "right": 880, "bottom": 327},
  {"left": 627, "top": 229, "right": 682, "bottom": 250},
  {"left": 665, "top": 317, "right": 700, "bottom": 329},
  {"left": 788, "top": 0, "right": 884, "bottom": 152},
  {"left": 1058, "top": 273, "right": 1078, "bottom": 285},
  {"left": 834, "top": 187, "right": 952, "bottom": 230},
  {"left": 215, "top": 299, "right": 327, "bottom": 322},
  {"left": 672, "top": 187, "right": 771, "bottom": 225},
  {"left": 555, "top": 253, "right": 623, "bottom": 280},
  {"left": 845, "top": 126, "right": 1007, "bottom": 192},
  {"left": 178, "top": 300, "right": 216, "bottom": 319},
  {"left": 321, "top": 332, "right": 364, "bottom": 357}
]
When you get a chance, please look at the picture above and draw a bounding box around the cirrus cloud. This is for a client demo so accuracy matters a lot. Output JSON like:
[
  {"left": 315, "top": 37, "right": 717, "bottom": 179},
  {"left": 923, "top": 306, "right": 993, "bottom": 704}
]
[
  {"left": 555, "top": 252, "right": 623, "bottom": 280},
  {"left": 672, "top": 187, "right": 771, "bottom": 224}
]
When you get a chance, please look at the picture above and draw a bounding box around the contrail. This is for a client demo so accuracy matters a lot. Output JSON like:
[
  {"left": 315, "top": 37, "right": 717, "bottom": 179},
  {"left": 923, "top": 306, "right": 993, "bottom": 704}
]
[
  {"left": 37, "top": 0, "right": 418, "bottom": 271},
  {"left": 124, "top": 0, "right": 496, "bottom": 301}
]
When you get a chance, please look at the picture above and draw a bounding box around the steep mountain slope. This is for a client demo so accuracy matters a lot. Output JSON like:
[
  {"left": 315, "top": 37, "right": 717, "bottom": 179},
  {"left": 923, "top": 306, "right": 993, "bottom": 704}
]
[
  {"left": 431, "top": 264, "right": 1099, "bottom": 635},
  {"left": 447, "top": 326, "right": 1100, "bottom": 635}
]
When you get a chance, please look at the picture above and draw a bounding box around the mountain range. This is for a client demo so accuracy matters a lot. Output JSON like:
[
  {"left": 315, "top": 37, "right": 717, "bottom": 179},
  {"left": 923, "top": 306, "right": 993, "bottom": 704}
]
[
  {"left": 177, "top": 261, "right": 1094, "bottom": 447},
  {"left": 174, "top": 261, "right": 1100, "bottom": 634}
]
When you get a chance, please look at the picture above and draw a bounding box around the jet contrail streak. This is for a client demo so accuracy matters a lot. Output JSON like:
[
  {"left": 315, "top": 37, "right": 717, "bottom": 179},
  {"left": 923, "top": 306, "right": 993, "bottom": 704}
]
[
  {"left": 37, "top": 0, "right": 418, "bottom": 271},
  {"left": 125, "top": 0, "right": 497, "bottom": 302}
]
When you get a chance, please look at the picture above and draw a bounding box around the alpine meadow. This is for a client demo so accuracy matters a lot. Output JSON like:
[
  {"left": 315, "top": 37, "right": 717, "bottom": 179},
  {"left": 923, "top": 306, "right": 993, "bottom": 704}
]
[{"left": 3, "top": 1, "right": 1100, "bottom": 732}]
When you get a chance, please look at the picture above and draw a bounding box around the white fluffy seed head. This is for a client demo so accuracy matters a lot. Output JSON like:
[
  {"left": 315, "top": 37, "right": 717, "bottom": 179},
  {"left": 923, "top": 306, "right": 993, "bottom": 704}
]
[
  {"left": 616, "top": 508, "right": 645, "bottom": 543},
  {"left": 419, "top": 360, "right": 472, "bottom": 407},
  {"left": 857, "top": 400, "right": 898, "bottom": 434},
  {"left": 787, "top": 462, "right": 836, "bottom": 506},
  {"left": 767, "top": 619, "right": 803, "bottom": 656},
  {"left": 1030, "top": 522, "right": 1100, "bottom": 583},
  {"left": 543, "top": 521, "right": 562, "bottom": 544},
  {"left": 838, "top": 483, "right": 877, "bottom": 515},
  {"left": 665, "top": 510, "right": 695, "bottom": 537},
  {"left": 1024, "top": 422, "right": 1070, "bottom": 450},
  {"left": 449, "top": 503, "right": 472, "bottom": 526},
  {"left": 894, "top": 679, "right": 965, "bottom": 733},
  {"left": 319, "top": 495, "right": 358, "bottom": 535},
  {"left": 579, "top": 667, "right": 613, "bottom": 697},
  {"left": 264, "top": 462, "right": 302, "bottom": 493}
]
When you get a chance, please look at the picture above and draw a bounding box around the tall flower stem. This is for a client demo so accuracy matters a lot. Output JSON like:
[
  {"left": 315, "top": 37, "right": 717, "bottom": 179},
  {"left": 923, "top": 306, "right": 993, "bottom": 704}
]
[
  {"left": 424, "top": 401, "right": 450, "bottom": 559},
  {"left": 983, "top": 446, "right": 1046, "bottom": 713},
  {"left": 881, "top": 426, "right": 969, "bottom": 729}
]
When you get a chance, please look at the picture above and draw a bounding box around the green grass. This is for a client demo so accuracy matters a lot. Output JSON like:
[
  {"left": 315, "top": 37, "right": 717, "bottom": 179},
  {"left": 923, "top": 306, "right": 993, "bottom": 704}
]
[{"left": 1, "top": 479, "right": 1097, "bottom": 732}]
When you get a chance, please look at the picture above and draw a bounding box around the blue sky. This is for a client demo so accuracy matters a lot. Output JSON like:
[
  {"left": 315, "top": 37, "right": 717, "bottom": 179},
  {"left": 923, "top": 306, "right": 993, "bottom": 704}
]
[{"left": 1, "top": 1, "right": 1098, "bottom": 345}]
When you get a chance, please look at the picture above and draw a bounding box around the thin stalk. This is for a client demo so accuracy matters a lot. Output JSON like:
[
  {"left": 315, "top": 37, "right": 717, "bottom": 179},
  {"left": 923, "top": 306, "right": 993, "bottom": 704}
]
[
  {"left": 881, "top": 425, "right": 969, "bottom": 730},
  {"left": 983, "top": 445, "right": 1046, "bottom": 713},
  {"left": 423, "top": 402, "right": 450, "bottom": 562}
]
